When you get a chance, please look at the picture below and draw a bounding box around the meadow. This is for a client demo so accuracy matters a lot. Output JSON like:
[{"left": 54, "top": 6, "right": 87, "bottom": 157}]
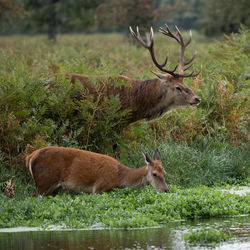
[{"left": 0, "top": 27, "right": 249, "bottom": 230}]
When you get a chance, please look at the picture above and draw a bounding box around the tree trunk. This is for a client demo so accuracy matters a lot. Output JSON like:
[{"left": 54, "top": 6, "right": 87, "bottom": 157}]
[{"left": 48, "top": 0, "right": 58, "bottom": 43}]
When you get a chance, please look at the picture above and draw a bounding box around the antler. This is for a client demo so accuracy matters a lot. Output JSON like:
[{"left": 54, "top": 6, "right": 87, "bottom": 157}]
[{"left": 129, "top": 25, "right": 201, "bottom": 78}]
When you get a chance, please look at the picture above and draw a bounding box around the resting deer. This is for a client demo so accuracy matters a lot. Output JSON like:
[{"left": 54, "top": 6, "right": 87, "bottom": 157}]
[
  {"left": 26, "top": 147, "right": 169, "bottom": 196},
  {"left": 51, "top": 24, "right": 201, "bottom": 123}
]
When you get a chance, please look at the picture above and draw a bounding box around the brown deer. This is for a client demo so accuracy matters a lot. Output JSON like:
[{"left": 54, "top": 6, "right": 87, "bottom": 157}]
[
  {"left": 50, "top": 24, "right": 201, "bottom": 123},
  {"left": 26, "top": 147, "right": 169, "bottom": 196}
]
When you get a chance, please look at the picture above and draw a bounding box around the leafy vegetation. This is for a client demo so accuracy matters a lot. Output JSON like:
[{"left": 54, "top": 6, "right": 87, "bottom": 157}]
[
  {"left": 0, "top": 22, "right": 249, "bottom": 231},
  {"left": 0, "top": 27, "right": 249, "bottom": 171},
  {"left": 0, "top": 186, "right": 249, "bottom": 229},
  {"left": 184, "top": 227, "right": 232, "bottom": 245},
  {"left": 120, "top": 142, "right": 249, "bottom": 187}
]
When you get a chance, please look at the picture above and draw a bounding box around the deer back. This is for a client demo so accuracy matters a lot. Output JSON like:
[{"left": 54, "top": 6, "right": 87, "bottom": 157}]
[
  {"left": 26, "top": 146, "right": 121, "bottom": 196},
  {"left": 26, "top": 147, "right": 170, "bottom": 196}
]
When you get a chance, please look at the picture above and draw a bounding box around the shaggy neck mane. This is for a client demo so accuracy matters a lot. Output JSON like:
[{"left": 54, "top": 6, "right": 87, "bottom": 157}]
[{"left": 125, "top": 78, "right": 168, "bottom": 121}]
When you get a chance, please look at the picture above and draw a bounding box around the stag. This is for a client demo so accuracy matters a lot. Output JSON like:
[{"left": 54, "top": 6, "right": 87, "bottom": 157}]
[{"left": 51, "top": 24, "right": 201, "bottom": 123}]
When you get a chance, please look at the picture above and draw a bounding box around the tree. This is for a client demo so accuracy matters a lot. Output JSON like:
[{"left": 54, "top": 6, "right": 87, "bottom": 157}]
[
  {"left": 199, "top": 0, "right": 250, "bottom": 35},
  {"left": 157, "top": 0, "right": 204, "bottom": 30},
  {"left": 96, "top": 0, "right": 185, "bottom": 32},
  {"left": 23, "top": 0, "right": 103, "bottom": 42},
  {"left": 0, "top": 0, "right": 24, "bottom": 29}
]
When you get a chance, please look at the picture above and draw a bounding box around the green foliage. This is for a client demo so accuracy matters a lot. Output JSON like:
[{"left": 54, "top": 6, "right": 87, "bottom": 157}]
[
  {"left": 199, "top": 0, "right": 250, "bottom": 35},
  {"left": 0, "top": 185, "right": 249, "bottom": 229},
  {"left": 120, "top": 142, "right": 250, "bottom": 187},
  {"left": 96, "top": 0, "right": 155, "bottom": 31},
  {"left": 0, "top": 29, "right": 249, "bottom": 184},
  {"left": 20, "top": 0, "right": 104, "bottom": 41},
  {"left": 0, "top": 0, "right": 24, "bottom": 27},
  {"left": 184, "top": 227, "right": 232, "bottom": 245},
  {"left": 148, "top": 26, "right": 249, "bottom": 144},
  {"left": 2, "top": 0, "right": 249, "bottom": 36}
]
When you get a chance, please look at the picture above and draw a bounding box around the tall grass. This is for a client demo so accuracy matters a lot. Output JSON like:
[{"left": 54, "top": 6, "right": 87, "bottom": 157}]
[{"left": 0, "top": 28, "right": 249, "bottom": 187}]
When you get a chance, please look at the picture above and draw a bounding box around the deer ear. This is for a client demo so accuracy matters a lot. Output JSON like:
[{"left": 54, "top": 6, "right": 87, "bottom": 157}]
[
  {"left": 151, "top": 71, "right": 168, "bottom": 80},
  {"left": 154, "top": 148, "right": 161, "bottom": 161},
  {"left": 142, "top": 151, "right": 152, "bottom": 165}
]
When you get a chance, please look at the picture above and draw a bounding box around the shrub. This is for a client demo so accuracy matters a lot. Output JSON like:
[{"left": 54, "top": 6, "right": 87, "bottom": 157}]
[
  {"left": 184, "top": 227, "right": 232, "bottom": 245},
  {"left": 0, "top": 28, "right": 249, "bottom": 171},
  {"left": 148, "top": 26, "right": 249, "bottom": 144}
]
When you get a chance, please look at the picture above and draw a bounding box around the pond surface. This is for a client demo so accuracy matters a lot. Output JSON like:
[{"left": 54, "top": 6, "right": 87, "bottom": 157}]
[{"left": 0, "top": 216, "right": 249, "bottom": 250}]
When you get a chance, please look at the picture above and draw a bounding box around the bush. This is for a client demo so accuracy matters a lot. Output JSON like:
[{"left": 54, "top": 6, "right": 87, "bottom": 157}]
[
  {"left": 0, "top": 28, "right": 249, "bottom": 173},
  {"left": 147, "top": 26, "right": 249, "bottom": 144},
  {"left": 184, "top": 227, "right": 232, "bottom": 245}
]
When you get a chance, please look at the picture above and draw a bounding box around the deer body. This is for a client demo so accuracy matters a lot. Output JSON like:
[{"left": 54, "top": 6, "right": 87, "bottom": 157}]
[
  {"left": 68, "top": 73, "right": 200, "bottom": 123},
  {"left": 26, "top": 147, "right": 169, "bottom": 196}
]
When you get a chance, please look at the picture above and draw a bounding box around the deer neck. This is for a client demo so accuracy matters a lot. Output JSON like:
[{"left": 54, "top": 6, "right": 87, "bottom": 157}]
[
  {"left": 129, "top": 78, "right": 172, "bottom": 121},
  {"left": 118, "top": 165, "right": 148, "bottom": 188}
]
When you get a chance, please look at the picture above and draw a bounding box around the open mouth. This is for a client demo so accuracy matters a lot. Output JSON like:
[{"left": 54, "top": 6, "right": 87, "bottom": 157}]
[{"left": 190, "top": 102, "right": 199, "bottom": 106}]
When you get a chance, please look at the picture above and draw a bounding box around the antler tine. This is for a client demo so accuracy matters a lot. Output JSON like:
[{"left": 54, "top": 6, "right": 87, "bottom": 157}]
[
  {"left": 130, "top": 26, "right": 176, "bottom": 73},
  {"left": 145, "top": 27, "right": 155, "bottom": 49},
  {"left": 176, "top": 30, "right": 185, "bottom": 74},
  {"left": 159, "top": 24, "right": 180, "bottom": 44},
  {"left": 191, "top": 66, "right": 202, "bottom": 77},
  {"left": 183, "top": 63, "right": 194, "bottom": 72},
  {"left": 175, "top": 25, "right": 184, "bottom": 46},
  {"left": 185, "top": 30, "right": 192, "bottom": 47},
  {"left": 149, "top": 27, "right": 154, "bottom": 47},
  {"left": 182, "top": 66, "right": 202, "bottom": 77},
  {"left": 184, "top": 52, "right": 197, "bottom": 66},
  {"left": 130, "top": 25, "right": 201, "bottom": 78},
  {"left": 129, "top": 26, "right": 149, "bottom": 48}
]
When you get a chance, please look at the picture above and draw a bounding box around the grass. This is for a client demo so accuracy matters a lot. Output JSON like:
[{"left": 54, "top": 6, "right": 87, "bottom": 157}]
[
  {"left": 0, "top": 28, "right": 249, "bottom": 230},
  {"left": 0, "top": 185, "right": 249, "bottom": 229},
  {"left": 120, "top": 141, "right": 250, "bottom": 187},
  {"left": 0, "top": 28, "right": 249, "bottom": 163},
  {"left": 184, "top": 227, "right": 232, "bottom": 245},
  {"left": 0, "top": 141, "right": 249, "bottom": 229},
  {"left": 0, "top": 141, "right": 249, "bottom": 197}
]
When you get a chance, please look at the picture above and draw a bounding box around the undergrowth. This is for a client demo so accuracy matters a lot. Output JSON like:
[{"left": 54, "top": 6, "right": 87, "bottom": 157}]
[
  {"left": 184, "top": 227, "right": 232, "bottom": 245},
  {"left": 0, "top": 28, "right": 249, "bottom": 210},
  {"left": 0, "top": 28, "right": 249, "bottom": 169},
  {"left": 0, "top": 186, "right": 249, "bottom": 229}
]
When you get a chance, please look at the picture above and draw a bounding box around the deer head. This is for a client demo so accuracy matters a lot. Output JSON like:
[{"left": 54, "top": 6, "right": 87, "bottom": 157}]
[
  {"left": 130, "top": 24, "right": 201, "bottom": 108},
  {"left": 142, "top": 149, "right": 170, "bottom": 193}
]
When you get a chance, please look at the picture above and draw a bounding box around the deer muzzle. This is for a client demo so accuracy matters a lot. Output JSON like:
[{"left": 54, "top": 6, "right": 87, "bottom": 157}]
[{"left": 190, "top": 97, "right": 201, "bottom": 105}]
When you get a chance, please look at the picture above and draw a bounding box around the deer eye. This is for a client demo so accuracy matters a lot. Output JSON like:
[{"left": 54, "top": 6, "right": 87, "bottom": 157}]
[{"left": 176, "top": 87, "right": 182, "bottom": 92}]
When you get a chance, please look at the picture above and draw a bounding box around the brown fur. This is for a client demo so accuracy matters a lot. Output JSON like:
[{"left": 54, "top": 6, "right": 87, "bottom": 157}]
[
  {"left": 26, "top": 147, "right": 169, "bottom": 196},
  {"left": 50, "top": 73, "right": 200, "bottom": 123}
]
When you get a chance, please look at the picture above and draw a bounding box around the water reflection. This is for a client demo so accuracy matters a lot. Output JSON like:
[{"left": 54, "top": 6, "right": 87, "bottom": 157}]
[
  {"left": 0, "top": 216, "right": 249, "bottom": 250},
  {"left": 0, "top": 228, "right": 180, "bottom": 250}
]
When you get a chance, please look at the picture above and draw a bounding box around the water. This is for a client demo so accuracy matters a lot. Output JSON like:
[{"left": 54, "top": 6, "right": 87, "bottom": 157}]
[{"left": 0, "top": 216, "right": 249, "bottom": 250}]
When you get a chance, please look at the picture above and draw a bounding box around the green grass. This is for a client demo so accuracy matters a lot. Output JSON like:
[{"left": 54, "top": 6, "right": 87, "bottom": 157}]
[
  {"left": 1, "top": 141, "right": 249, "bottom": 197},
  {"left": 120, "top": 142, "right": 250, "bottom": 187},
  {"left": 0, "top": 185, "right": 249, "bottom": 229},
  {"left": 0, "top": 141, "right": 249, "bottom": 229},
  {"left": 0, "top": 28, "right": 249, "bottom": 230},
  {"left": 0, "top": 28, "right": 249, "bottom": 166},
  {"left": 184, "top": 228, "right": 232, "bottom": 245},
  {"left": 184, "top": 227, "right": 232, "bottom": 245}
]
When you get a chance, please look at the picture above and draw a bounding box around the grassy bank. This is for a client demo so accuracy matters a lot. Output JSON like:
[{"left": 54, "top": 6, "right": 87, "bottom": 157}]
[
  {"left": 0, "top": 141, "right": 249, "bottom": 197},
  {"left": 0, "top": 141, "right": 249, "bottom": 229},
  {"left": 0, "top": 185, "right": 249, "bottom": 229}
]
